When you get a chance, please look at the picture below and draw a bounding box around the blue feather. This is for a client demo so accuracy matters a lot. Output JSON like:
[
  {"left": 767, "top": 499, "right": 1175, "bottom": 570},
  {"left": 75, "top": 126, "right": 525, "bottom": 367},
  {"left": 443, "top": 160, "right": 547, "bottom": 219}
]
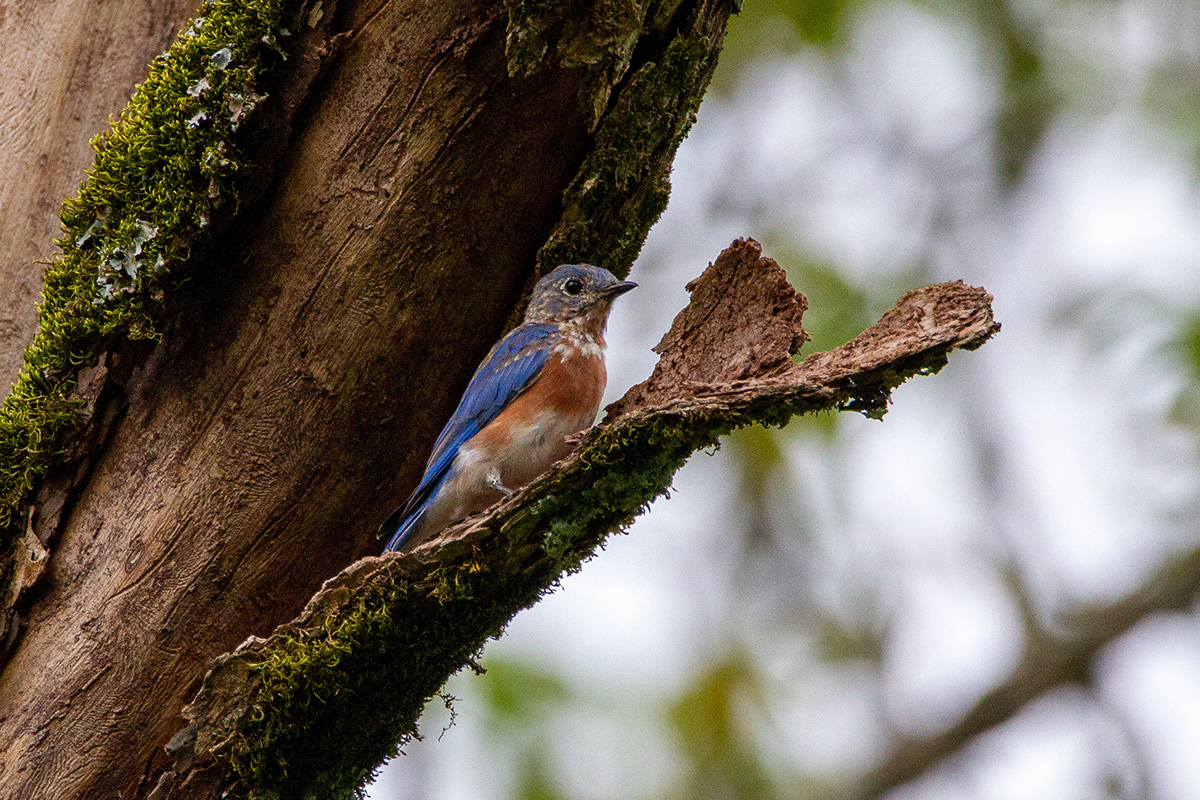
[{"left": 382, "top": 323, "right": 559, "bottom": 550}]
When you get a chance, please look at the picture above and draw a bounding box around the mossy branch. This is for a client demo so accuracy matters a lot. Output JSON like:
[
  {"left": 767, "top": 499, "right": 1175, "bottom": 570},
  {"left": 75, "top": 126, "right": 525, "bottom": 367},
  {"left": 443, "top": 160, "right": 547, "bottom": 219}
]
[{"left": 153, "top": 238, "right": 999, "bottom": 799}]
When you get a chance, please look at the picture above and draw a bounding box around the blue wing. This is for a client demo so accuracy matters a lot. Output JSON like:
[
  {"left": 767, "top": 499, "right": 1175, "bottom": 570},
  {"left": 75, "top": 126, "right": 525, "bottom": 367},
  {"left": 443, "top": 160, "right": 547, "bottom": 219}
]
[{"left": 382, "top": 322, "right": 559, "bottom": 550}]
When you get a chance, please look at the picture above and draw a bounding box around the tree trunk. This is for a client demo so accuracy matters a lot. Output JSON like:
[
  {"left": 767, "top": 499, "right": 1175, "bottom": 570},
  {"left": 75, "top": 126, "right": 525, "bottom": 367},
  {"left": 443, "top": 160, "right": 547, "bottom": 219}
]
[
  {"left": 0, "top": 0, "right": 732, "bottom": 797},
  {"left": 0, "top": 0, "right": 199, "bottom": 387}
]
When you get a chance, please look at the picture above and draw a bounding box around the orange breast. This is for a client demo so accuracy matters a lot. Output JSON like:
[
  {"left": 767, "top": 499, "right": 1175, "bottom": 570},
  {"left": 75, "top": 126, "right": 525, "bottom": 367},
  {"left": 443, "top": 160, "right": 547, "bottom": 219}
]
[
  {"left": 468, "top": 346, "right": 605, "bottom": 463},
  {"left": 529, "top": 347, "right": 606, "bottom": 418}
]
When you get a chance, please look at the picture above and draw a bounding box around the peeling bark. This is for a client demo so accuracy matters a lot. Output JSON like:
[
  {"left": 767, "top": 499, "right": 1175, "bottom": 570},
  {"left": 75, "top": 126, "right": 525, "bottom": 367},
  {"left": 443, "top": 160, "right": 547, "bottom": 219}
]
[{"left": 155, "top": 239, "right": 998, "bottom": 798}]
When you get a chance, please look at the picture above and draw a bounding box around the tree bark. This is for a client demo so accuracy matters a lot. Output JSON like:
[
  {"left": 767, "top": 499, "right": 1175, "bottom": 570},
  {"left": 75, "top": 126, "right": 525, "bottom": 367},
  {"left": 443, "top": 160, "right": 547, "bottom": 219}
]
[
  {"left": 0, "top": 0, "right": 199, "bottom": 387},
  {"left": 0, "top": 0, "right": 732, "bottom": 797}
]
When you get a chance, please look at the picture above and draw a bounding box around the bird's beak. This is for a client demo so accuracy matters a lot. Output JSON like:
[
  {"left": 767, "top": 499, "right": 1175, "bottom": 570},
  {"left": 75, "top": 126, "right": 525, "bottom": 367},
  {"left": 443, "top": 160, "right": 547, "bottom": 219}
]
[{"left": 604, "top": 280, "right": 638, "bottom": 297}]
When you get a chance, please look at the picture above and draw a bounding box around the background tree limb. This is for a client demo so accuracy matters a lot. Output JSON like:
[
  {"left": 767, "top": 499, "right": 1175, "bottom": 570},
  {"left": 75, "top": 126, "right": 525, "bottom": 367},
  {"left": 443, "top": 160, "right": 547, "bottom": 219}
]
[{"left": 848, "top": 545, "right": 1200, "bottom": 800}]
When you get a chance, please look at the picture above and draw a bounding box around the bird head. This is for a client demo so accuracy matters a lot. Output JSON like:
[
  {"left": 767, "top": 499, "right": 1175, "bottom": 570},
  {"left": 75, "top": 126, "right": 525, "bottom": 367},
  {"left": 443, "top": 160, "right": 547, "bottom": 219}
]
[{"left": 524, "top": 264, "right": 637, "bottom": 325}]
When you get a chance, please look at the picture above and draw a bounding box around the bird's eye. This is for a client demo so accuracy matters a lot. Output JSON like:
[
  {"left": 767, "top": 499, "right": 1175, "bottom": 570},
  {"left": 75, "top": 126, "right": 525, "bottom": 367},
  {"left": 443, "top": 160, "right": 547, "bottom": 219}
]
[{"left": 564, "top": 279, "right": 583, "bottom": 295}]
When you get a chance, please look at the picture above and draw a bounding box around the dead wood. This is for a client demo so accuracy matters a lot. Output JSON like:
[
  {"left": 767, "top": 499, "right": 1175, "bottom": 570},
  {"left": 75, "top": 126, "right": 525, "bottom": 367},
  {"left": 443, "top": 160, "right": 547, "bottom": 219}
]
[{"left": 154, "top": 238, "right": 999, "bottom": 798}]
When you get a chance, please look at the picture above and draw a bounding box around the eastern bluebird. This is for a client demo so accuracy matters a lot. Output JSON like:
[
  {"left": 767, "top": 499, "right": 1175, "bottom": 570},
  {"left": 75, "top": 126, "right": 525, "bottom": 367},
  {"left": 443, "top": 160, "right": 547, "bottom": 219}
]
[{"left": 381, "top": 264, "right": 637, "bottom": 551}]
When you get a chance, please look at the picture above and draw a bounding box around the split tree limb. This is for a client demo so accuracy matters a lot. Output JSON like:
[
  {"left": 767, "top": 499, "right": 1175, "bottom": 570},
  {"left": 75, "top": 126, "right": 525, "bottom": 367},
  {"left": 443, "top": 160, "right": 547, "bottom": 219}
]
[{"left": 155, "top": 238, "right": 999, "bottom": 799}]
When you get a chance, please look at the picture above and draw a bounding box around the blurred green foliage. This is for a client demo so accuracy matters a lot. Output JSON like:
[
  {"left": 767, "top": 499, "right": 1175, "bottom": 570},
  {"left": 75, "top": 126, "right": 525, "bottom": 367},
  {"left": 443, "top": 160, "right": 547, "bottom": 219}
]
[
  {"left": 716, "top": 0, "right": 854, "bottom": 94},
  {"left": 464, "top": 652, "right": 794, "bottom": 800},
  {"left": 462, "top": 658, "right": 574, "bottom": 800},
  {"left": 1169, "top": 311, "right": 1200, "bottom": 431},
  {"left": 727, "top": 425, "right": 790, "bottom": 550},
  {"left": 739, "top": 0, "right": 857, "bottom": 47},
  {"left": 515, "top": 759, "right": 571, "bottom": 800},
  {"left": 968, "top": 0, "right": 1058, "bottom": 187},
  {"left": 668, "top": 654, "right": 780, "bottom": 800},
  {"left": 474, "top": 657, "right": 573, "bottom": 726},
  {"left": 788, "top": 260, "right": 873, "bottom": 356},
  {"left": 993, "top": 17, "right": 1054, "bottom": 187}
]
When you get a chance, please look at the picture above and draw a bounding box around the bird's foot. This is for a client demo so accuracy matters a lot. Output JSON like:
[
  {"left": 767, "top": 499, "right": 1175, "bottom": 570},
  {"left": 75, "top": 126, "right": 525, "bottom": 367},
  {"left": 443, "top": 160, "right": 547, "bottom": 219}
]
[{"left": 486, "top": 473, "right": 514, "bottom": 497}]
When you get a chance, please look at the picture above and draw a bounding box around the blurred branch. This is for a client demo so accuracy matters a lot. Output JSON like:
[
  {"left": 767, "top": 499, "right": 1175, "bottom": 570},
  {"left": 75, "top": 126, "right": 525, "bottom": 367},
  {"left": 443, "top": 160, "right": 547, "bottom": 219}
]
[
  {"left": 849, "top": 545, "right": 1200, "bottom": 800},
  {"left": 156, "top": 238, "right": 998, "bottom": 799}
]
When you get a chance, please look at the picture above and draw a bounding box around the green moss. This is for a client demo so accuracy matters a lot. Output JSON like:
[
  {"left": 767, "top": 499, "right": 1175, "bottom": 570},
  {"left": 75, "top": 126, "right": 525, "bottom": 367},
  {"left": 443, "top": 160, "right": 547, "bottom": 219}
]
[
  {"left": 218, "top": 414, "right": 705, "bottom": 796},
  {"left": 0, "top": 1, "right": 309, "bottom": 545},
  {"left": 503, "top": 0, "right": 645, "bottom": 79},
  {"left": 232, "top": 587, "right": 414, "bottom": 799},
  {"left": 536, "top": 12, "right": 727, "bottom": 277},
  {"left": 504, "top": 0, "right": 650, "bottom": 131},
  {"left": 226, "top": 569, "right": 546, "bottom": 799}
]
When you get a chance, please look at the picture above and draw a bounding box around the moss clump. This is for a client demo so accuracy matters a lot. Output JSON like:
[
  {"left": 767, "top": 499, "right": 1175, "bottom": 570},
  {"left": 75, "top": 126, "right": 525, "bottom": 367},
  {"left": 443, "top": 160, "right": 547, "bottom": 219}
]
[
  {"left": 538, "top": 423, "right": 703, "bottom": 567},
  {"left": 227, "top": 570, "right": 547, "bottom": 799},
  {"left": 536, "top": 6, "right": 729, "bottom": 277},
  {"left": 0, "top": 0, "right": 308, "bottom": 544},
  {"left": 231, "top": 585, "right": 416, "bottom": 799},
  {"left": 503, "top": 0, "right": 645, "bottom": 79}
]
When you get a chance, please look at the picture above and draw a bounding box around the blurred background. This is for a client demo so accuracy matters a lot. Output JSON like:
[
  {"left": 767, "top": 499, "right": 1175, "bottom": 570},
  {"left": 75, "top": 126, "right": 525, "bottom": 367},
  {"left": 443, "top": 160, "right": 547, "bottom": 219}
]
[{"left": 371, "top": 1, "right": 1200, "bottom": 797}]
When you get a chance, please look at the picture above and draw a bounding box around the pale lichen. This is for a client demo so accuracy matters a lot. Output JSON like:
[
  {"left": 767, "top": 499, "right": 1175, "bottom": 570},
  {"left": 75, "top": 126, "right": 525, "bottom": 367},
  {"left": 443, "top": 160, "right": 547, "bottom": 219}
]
[{"left": 0, "top": 0, "right": 314, "bottom": 585}]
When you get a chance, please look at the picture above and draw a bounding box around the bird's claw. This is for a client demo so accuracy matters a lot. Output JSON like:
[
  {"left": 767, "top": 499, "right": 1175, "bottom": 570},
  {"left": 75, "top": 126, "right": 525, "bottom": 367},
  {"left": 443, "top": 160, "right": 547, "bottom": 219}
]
[{"left": 486, "top": 474, "right": 514, "bottom": 497}]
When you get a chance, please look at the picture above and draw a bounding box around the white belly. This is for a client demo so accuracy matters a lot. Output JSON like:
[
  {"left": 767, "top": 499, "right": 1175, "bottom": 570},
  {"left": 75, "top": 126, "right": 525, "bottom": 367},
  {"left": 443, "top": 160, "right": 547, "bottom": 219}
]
[
  {"left": 426, "top": 408, "right": 596, "bottom": 531},
  {"left": 492, "top": 407, "right": 596, "bottom": 487}
]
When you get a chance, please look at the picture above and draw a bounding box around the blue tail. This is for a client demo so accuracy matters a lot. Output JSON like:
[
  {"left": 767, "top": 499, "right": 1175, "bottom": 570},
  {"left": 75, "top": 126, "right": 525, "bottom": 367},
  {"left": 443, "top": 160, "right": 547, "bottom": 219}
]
[{"left": 381, "top": 492, "right": 435, "bottom": 551}]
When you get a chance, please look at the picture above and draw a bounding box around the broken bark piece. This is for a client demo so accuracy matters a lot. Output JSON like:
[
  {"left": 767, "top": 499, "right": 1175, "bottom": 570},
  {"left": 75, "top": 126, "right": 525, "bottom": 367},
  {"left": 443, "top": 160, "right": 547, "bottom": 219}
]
[
  {"left": 154, "top": 238, "right": 999, "bottom": 800},
  {"left": 609, "top": 238, "right": 809, "bottom": 418}
]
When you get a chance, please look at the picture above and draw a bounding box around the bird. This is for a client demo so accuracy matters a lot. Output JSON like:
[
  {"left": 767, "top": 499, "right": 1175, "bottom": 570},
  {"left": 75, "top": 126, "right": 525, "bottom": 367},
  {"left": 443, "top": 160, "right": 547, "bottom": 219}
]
[{"left": 380, "top": 264, "right": 637, "bottom": 552}]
